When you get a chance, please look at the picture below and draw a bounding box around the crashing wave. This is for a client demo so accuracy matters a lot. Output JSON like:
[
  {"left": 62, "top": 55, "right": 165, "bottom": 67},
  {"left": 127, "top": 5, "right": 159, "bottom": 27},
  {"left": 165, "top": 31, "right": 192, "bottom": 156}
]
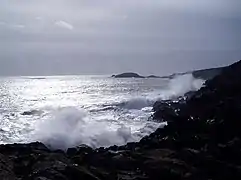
[
  {"left": 114, "top": 74, "right": 204, "bottom": 109},
  {"left": 32, "top": 107, "right": 147, "bottom": 149},
  {"left": 30, "top": 74, "right": 204, "bottom": 150},
  {"left": 156, "top": 74, "right": 204, "bottom": 100}
]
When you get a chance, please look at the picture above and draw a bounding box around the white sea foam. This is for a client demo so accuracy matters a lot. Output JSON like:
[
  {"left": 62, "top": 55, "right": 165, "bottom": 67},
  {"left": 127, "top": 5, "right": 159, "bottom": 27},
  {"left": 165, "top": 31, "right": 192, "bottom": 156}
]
[
  {"left": 157, "top": 74, "right": 204, "bottom": 100},
  {"left": 33, "top": 107, "right": 143, "bottom": 149},
  {"left": 118, "top": 74, "right": 204, "bottom": 109},
  {"left": 119, "top": 98, "right": 154, "bottom": 110}
]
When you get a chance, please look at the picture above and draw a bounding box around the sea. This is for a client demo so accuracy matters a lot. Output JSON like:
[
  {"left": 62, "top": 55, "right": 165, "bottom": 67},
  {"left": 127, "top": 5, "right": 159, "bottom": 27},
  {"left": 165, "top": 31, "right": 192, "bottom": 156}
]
[{"left": 0, "top": 74, "right": 204, "bottom": 150}]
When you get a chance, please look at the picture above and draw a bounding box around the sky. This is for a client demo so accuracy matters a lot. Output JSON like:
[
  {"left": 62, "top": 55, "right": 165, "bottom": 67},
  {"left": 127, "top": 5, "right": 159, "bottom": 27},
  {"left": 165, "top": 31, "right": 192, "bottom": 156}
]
[{"left": 0, "top": 0, "right": 241, "bottom": 76}]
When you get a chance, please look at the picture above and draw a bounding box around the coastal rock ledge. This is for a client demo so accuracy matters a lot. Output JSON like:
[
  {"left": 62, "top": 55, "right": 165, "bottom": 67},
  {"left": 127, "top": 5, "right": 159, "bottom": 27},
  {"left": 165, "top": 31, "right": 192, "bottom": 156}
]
[{"left": 1, "top": 60, "right": 241, "bottom": 180}]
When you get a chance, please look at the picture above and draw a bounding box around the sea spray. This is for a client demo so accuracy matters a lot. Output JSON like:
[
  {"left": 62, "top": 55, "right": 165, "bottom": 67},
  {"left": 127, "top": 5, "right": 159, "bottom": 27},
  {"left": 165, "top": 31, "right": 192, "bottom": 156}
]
[
  {"left": 33, "top": 107, "right": 140, "bottom": 149},
  {"left": 158, "top": 74, "right": 205, "bottom": 100}
]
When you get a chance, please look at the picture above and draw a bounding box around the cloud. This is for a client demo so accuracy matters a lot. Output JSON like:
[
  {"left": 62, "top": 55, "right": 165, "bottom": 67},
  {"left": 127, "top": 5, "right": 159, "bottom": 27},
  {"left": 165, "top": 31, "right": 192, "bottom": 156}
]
[
  {"left": 11, "top": 24, "right": 25, "bottom": 29},
  {"left": 0, "top": 0, "right": 240, "bottom": 76},
  {"left": 0, "top": 22, "right": 6, "bottom": 26},
  {"left": 122, "top": 15, "right": 128, "bottom": 20},
  {"left": 54, "top": 21, "right": 74, "bottom": 30},
  {"left": 35, "top": 16, "right": 43, "bottom": 21}
]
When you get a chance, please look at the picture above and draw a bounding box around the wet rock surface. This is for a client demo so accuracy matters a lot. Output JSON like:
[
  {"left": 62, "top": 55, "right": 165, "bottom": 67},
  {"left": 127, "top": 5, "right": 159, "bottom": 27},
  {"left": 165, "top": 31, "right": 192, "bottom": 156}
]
[{"left": 1, "top": 60, "right": 241, "bottom": 179}]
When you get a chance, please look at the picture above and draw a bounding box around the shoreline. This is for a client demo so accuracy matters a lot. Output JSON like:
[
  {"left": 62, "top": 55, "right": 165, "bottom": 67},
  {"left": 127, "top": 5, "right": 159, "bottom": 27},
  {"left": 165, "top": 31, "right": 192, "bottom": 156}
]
[{"left": 1, "top": 60, "right": 241, "bottom": 179}]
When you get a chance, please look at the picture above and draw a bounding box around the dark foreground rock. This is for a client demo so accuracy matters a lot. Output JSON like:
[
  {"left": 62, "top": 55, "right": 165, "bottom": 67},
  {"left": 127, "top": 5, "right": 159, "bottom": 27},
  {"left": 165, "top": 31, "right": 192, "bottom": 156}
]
[{"left": 1, "top": 60, "right": 241, "bottom": 180}]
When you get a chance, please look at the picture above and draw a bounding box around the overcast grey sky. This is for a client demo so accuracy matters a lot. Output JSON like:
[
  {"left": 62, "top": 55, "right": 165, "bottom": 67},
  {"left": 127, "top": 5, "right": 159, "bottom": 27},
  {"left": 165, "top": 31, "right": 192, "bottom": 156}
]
[{"left": 0, "top": 0, "right": 240, "bottom": 76}]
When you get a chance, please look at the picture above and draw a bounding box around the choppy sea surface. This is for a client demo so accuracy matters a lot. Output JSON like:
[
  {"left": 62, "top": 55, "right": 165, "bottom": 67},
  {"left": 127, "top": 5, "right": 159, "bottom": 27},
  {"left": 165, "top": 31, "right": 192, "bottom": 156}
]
[{"left": 0, "top": 74, "right": 204, "bottom": 149}]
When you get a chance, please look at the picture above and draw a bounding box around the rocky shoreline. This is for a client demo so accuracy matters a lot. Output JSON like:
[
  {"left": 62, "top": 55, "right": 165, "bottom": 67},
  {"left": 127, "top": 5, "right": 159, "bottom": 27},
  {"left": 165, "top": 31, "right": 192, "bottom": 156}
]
[{"left": 1, "top": 60, "right": 241, "bottom": 180}]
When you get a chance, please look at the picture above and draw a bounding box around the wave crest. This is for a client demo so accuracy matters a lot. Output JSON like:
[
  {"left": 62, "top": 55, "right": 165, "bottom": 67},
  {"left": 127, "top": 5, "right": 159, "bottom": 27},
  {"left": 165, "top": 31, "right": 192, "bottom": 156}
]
[
  {"left": 118, "top": 98, "right": 154, "bottom": 110},
  {"left": 33, "top": 107, "right": 139, "bottom": 150}
]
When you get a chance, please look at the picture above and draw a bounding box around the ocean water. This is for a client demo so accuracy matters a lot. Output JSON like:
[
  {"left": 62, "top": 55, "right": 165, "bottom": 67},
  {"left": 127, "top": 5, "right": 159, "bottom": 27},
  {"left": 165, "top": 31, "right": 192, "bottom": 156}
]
[{"left": 0, "top": 74, "right": 204, "bottom": 150}]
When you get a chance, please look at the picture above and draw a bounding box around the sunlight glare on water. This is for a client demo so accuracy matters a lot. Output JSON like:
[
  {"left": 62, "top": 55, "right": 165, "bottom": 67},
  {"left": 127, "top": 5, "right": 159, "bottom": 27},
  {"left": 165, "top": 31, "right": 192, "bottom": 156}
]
[{"left": 0, "top": 75, "right": 203, "bottom": 149}]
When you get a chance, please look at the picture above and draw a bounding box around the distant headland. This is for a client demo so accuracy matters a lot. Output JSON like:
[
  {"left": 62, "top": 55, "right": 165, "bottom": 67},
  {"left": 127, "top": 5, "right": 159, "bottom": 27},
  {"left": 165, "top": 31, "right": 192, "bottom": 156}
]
[{"left": 112, "top": 66, "right": 224, "bottom": 80}]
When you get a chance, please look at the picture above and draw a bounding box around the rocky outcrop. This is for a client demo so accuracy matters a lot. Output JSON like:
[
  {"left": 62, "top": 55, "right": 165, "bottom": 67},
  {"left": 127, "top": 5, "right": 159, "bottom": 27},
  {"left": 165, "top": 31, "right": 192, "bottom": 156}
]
[
  {"left": 151, "top": 59, "right": 241, "bottom": 179},
  {"left": 1, "top": 60, "right": 241, "bottom": 179},
  {"left": 192, "top": 67, "right": 223, "bottom": 80}
]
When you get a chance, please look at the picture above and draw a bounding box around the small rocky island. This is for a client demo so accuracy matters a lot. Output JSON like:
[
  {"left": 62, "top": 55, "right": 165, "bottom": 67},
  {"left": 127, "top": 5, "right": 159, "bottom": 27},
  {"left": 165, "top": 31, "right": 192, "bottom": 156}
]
[
  {"left": 1, "top": 60, "right": 241, "bottom": 180},
  {"left": 112, "top": 73, "right": 161, "bottom": 79},
  {"left": 112, "top": 72, "right": 145, "bottom": 78}
]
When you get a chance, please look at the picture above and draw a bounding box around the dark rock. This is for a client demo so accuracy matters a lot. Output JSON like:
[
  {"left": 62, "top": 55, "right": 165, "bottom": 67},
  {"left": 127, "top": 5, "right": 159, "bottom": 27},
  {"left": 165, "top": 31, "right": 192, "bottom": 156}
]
[
  {"left": 0, "top": 153, "right": 15, "bottom": 180},
  {"left": 152, "top": 100, "right": 185, "bottom": 122},
  {"left": 183, "top": 91, "right": 196, "bottom": 101},
  {"left": 107, "top": 145, "right": 119, "bottom": 152},
  {"left": 192, "top": 67, "right": 223, "bottom": 80},
  {"left": 146, "top": 75, "right": 161, "bottom": 78},
  {"left": 67, "top": 144, "right": 93, "bottom": 156},
  {"left": 0, "top": 142, "right": 49, "bottom": 155},
  {"left": 151, "top": 60, "right": 241, "bottom": 179},
  {"left": 21, "top": 110, "right": 44, "bottom": 116},
  {"left": 64, "top": 165, "right": 100, "bottom": 180}
]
